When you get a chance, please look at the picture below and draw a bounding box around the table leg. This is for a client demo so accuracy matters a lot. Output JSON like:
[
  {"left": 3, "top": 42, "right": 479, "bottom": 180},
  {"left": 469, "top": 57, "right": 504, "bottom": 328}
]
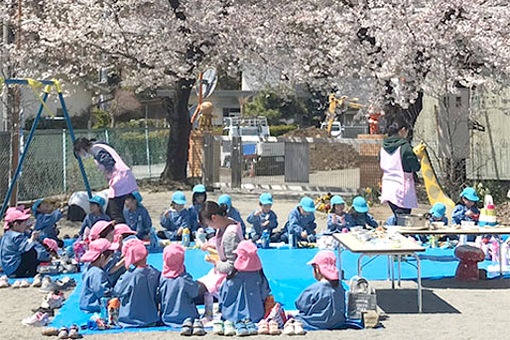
[
  {"left": 398, "top": 255, "right": 402, "bottom": 287},
  {"left": 338, "top": 245, "right": 343, "bottom": 280},
  {"left": 391, "top": 255, "right": 395, "bottom": 289},
  {"left": 412, "top": 253, "right": 422, "bottom": 313},
  {"left": 498, "top": 235, "right": 503, "bottom": 276},
  {"left": 387, "top": 256, "right": 391, "bottom": 281},
  {"left": 358, "top": 254, "right": 365, "bottom": 277}
]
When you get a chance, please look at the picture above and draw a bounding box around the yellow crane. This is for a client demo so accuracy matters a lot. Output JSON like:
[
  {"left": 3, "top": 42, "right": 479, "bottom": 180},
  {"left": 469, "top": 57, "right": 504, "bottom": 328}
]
[{"left": 326, "top": 94, "right": 364, "bottom": 134}]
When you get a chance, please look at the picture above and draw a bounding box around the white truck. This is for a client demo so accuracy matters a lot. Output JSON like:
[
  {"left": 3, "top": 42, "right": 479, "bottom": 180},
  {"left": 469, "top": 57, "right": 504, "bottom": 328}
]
[{"left": 220, "top": 117, "right": 284, "bottom": 175}]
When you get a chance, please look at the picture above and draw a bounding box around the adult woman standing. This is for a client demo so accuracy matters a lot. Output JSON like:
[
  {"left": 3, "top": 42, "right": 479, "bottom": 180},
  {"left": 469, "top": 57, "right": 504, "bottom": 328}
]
[
  {"left": 74, "top": 138, "right": 138, "bottom": 223},
  {"left": 379, "top": 118, "right": 421, "bottom": 218}
]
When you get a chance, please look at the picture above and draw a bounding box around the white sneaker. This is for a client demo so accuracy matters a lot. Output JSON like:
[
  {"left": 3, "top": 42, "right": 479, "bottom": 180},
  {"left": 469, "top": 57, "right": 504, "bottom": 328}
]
[
  {"left": 293, "top": 321, "right": 306, "bottom": 335},
  {"left": 32, "top": 274, "right": 43, "bottom": 287},
  {"left": 39, "top": 277, "right": 58, "bottom": 293},
  {"left": 22, "top": 311, "right": 49, "bottom": 327},
  {"left": 282, "top": 319, "right": 295, "bottom": 336},
  {"left": 41, "top": 292, "right": 65, "bottom": 309},
  {"left": 0, "top": 276, "right": 10, "bottom": 288}
]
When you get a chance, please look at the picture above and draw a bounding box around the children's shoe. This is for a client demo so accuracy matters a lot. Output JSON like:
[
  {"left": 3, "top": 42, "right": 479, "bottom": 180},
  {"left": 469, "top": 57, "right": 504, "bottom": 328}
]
[
  {"left": 180, "top": 318, "right": 193, "bottom": 336},
  {"left": 39, "top": 277, "right": 58, "bottom": 293},
  {"left": 244, "top": 320, "right": 258, "bottom": 335},
  {"left": 22, "top": 311, "right": 49, "bottom": 327},
  {"left": 224, "top": 320, "right": 236, "bottom": 336},
  {"left": 12, "top": 280, "right": 23, "bottom": 289},
  {"left": 282, "top": 319, "right": 295, "bottom": 336},
  {"left": 212, "top": 319, "right": 224, "bottom": 335},
  {"left": 68, "top": 324, "right": 83, "bottom": 339},
  {"left": 19, "top": 279, "right": 31, "bottom": 288},
  {"left": 55, "top": 277, "right": 76, "bottom": 291},
  {"left": 235, "top": 320, "right": 249, "bottom": 337},
  {"left": 32, "top": 274, "right": 43, "bottom": 287},
  {"left": 192, "top": 319, "right": 206, "bottom": 336},
  {"left": 41, "top": 291, "right": 65, "bottom": 309},
  {"left": 58, "top": 326, "right": 69, "bottom": 339},
  {"left": 42, "top": 327, "right": 59, "bottom": 336},
  {"left": 32, "top": 307, "right": 55, "bottom": 317},
  {"left": 257, "top": 320, "right": 269, "bottom": 335},
  {"left": 0, "top": 276, "right": 10, "bottom": 288},
  {"left": 293, "top": 321, "right": 306, "bottom": 335},
  {"left": 269, "top": 320, "right": 282, "bottom": 335}
]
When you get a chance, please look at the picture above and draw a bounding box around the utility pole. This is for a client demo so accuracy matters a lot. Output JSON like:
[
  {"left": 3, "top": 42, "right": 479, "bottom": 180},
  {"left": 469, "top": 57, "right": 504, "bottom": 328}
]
[{"left": 10, "top": 0, "right": 22, "bottom": 206}]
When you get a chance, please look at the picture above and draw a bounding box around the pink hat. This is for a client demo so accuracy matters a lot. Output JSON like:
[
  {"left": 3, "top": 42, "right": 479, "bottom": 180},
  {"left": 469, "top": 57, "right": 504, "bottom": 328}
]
[
  {"left": 113, "top": 223, "right": 136, "bottom": 244},
  {"left": 234, "top": 240, "right": 262, "bottom": 272},
  {"left": 81, "top": 239, "right": 117, "bottom": 263},
  {"left": 3, "top": 207, "right": 31, "bottom": 229},
  {"left": 122, "top": 239, "right": 148, "bottom": 268},
  {"left": 89, "top": 220, "right": 115, "bottom": 241},
  {"left": 307, "top": 250, "right": 339, "bottom": 281},
  {"left": 162, "top": 244, "right": 186, "bottom": 278},
  {"left": 43, "top": 238, "right": 59, "bottom": 253}
]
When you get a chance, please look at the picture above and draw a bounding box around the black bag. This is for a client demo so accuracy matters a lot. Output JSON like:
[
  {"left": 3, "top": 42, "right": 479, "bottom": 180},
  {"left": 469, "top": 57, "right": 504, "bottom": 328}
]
[{"left": 347, "top": 276, "right": 377, "bottom": 320}]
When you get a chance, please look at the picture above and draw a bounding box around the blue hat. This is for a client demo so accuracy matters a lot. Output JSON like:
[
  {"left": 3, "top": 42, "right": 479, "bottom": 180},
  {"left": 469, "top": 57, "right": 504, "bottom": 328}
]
[
  {"left": 89, "top": 195, "right": 106, "bottom": 207},
  {"left": 32, "top": 198, "right": 43, "bottom": 214},
  {"left": 218, "top": 194, "right": 232, "bottom": 209},
  {"left": 352, "top": 196, "right": 369, "bottom": 213},
  {"left": 131, "top": 191, "right": 143, "bottom": 203},
  {"left": 299, "top": 197, "right": 315, "bottom": 213},
  {"left": 429, "top": 203, "right": 446, "bottom": 219},
  {"left": 172, "top": 191, "right": 187, "bottom": 205},
  {"left": 330, "top": 195, "right": 345, "bottom": 206},
  {"left": 259, "top": 193, "right": 273, "bottom": 205},
  {"left": 193, "top": 185, "right": 206, "bottom": 194},
  {"left": 460, "top": 187, "right": 479, "bottom": 202}
]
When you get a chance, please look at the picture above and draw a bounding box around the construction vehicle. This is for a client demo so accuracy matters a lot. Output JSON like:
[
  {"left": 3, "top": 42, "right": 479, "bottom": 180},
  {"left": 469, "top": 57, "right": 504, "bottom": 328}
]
[{"left": 324, "top": 94, "right": 365, "bottom": 137}]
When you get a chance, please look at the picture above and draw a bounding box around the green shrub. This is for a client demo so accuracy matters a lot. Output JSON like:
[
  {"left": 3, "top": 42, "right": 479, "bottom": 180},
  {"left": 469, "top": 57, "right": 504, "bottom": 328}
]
[{"left": 270, "top": 124, "right": 297, "bottom": 137}]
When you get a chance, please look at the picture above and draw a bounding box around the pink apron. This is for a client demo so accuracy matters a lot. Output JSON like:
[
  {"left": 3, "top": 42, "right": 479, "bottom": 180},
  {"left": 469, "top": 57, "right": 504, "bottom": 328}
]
[
  {"left": 198, "top": 221, "right": 243, "bottom": 294},
  {"left": 92, "top": 143, "right": 138, "bottom": 198},
  {"left": 380, "top": 146, "right": 418, "bottom": 209}
]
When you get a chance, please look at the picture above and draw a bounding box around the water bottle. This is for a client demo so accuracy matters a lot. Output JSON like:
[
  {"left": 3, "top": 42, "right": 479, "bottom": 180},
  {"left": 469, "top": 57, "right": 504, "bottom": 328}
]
[
  {"left": 261, "top": 230, "right": 270, "bottom": 249},
  {"left": 196, "top": 228, "right": 206, "bottom": 247},
  {"left": 100, "top": 296, "right": 109, "bottom": 321},
  {"left": 182, "top": 228, "right": 190, "bottom": 247},
  {"left": 289, "top": 233, "right": 295, "bottom": 249}
]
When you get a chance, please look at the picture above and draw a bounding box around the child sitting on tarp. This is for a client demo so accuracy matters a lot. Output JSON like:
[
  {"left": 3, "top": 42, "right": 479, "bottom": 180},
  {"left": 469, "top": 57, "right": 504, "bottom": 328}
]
[
  {"left": 106, "top": 223, "right": 138, "bottom": 285},
  {"left": 159, "top": 191, "right": 192, "bottom": 241},
  {"left": 220, "top": 240, "right": 270, "bottom": 336},
  {"left": 80, "top": 195, "right": 111, "bottom": 239},
  {"left": 345, "top": 197, "right": 378, "bottom": 229},
  {"left": 114, "top": 239, "right": 161, "bottom": 328},
  {"left": 189, "top": 185, "right": 209, "bottom": 235},
  {"left": 219, "top": 194, "right": 247, "bottom": 237},
  {"left": 278, "top": 197, "right": 317, "bottom": 245},
  {"left": 327, "top": 196, "right": 347, "bottom": 233},
  {"left": 0, "top": 207, "right": 49, "bottom": 278},
  {"left": 246, "top": 193, "right": 278, "bottom": 242},
  {"left": 452, "top": 187, "right": 480, "bottom": 225},
  {"left": 293, "top": 250, "right": 346, "bottom": 330},
  {"left": 123, "top": 191, "right": 152, "bottom": 241},
  {"left": 79, "top": 239, "right": 116, "bottom": 313},
  {"left": 33, "top": 198, "right": 64, "bottom": 247},
  {"left": 159, "top": 244, "right": 206, "bottom": 335}
]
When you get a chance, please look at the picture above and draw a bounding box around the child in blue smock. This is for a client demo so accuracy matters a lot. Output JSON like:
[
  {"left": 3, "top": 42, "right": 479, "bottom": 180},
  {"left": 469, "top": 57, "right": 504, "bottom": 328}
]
[
  {"left": 327, "top": 196, "right": 347, "bottom": 232},
  {"left": 33, "top": 199, "right": 64, "bottom": 247},
  {"left": 279, "top": 197, "right": 317, "bottom": 244},
  {"left": 123, "top": 191, "right": 152, "bottom": 240},
  {"left": 159, "top": 244, "right": 205, "bottom": 331},
  {"left": 345, "top": 196, "right": 378, "bottom": 229},
  {"left": 158, "top": 191, "right": 191, "bottom": 241},
  {"left": 218, "top": 195, "right": 247, "bottom": 236},
  {"left": 79, "top": 239, "right": 116, "bottom": 312},
  {"left": 114, "top": 239, "right": 161, "bottom": 328},
  {"left": 80, "top": 195, "right": 111, "bottom": 238},
  {"left": 452, "top": 187, "right": 480, "bottom": 225},
  {"left": 189, "top": 185, "right": 211, "bottom": 237},
  {"left": 0, "top": 207, "right": 49, "bottom": 277},
  {"left": 220, "top": 240, "right": 270, "bottom": 334},
  {"left": 246, "top": 193, "right": 278, "bottom": 242},
  {"left": 294, "top": 250, "right": 346, "bottom": 330}
]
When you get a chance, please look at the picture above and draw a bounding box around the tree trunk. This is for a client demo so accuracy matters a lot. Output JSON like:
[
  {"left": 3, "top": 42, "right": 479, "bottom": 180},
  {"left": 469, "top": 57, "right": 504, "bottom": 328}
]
[
  {"left": 160, "top": 78, "right": 194, "bottom": 181},
  {"left": 383, "top": 91, "right": 424, "bottom": 142}
]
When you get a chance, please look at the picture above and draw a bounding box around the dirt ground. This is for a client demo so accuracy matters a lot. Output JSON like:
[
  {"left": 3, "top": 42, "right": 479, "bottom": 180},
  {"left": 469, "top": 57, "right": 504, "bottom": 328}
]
[{"left": 3, "top": 190, "right": 510, "bottom": 339}]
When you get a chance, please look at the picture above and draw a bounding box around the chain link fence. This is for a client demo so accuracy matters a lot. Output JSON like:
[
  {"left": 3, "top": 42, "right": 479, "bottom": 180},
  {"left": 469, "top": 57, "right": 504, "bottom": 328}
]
[{"left": 0, "top": 128, "right": 169, "bottom": 202}]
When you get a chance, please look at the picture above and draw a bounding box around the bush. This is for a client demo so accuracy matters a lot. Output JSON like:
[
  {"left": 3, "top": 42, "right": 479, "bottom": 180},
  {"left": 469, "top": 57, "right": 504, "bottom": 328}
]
[{"left": 270, "top": 125, "right": 298, "bottom": 137}]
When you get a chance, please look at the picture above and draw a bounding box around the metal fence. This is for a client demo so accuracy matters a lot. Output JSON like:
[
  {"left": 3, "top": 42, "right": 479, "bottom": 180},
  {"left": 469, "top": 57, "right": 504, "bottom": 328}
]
[
  {"left": 202, "top": 135, "right": 384, "bottom": 192},
  {"left": 0, "top": 128, "right": 169, "bottom": 201}
]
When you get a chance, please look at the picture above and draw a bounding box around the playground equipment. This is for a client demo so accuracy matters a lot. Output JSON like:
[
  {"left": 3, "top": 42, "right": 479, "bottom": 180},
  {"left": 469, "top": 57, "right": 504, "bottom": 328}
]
[
  {"left": 0, "top": 78, "right": 92, "bottom": 218},
  {"left": 413, "top": 142, "right": 455, "bottom": 209}
]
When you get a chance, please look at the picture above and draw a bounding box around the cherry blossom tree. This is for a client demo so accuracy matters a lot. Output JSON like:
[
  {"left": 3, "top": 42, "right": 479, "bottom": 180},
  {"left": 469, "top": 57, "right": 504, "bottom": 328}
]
[{"left": 2, "top": 0, "right": 509, "bottom": 181}]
